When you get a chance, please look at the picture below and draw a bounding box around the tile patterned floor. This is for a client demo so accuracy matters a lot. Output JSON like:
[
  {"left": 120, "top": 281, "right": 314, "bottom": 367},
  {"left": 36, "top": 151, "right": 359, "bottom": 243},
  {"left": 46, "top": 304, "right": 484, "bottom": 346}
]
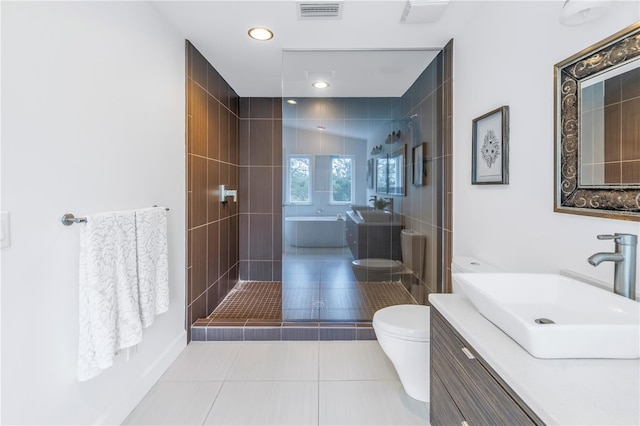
[
  {"left": 192, "top": 249, "right": 419, "bottom": 341},
  {"left": 124, "top": 341, "right": 430, "bottom": 426},
  {"left": 203, "top": 281, "right": 416, "bottom": 323},
  {"left": 207, "top": 281, "right": 283, "bottom": 321}
]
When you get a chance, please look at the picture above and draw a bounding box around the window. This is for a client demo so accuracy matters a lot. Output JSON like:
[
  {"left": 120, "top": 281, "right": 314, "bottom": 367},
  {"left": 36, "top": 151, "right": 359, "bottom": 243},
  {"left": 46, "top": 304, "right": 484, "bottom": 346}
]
[
  {"left": 330, "top": 155, "right": 354, "bottom": 204},
  {"left": 288, "top": 155, "right": 311, "bottom": 204}
]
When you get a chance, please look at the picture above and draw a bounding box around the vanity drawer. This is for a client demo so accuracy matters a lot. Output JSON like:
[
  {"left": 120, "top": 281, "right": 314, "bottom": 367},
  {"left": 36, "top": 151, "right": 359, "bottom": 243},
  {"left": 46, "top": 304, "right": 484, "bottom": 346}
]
[
  {"left": 431, "top": 308, "right": 544, "bottom": 426},
  {"left": 431, "top": 370, "right": 466, "bottom": 426}
]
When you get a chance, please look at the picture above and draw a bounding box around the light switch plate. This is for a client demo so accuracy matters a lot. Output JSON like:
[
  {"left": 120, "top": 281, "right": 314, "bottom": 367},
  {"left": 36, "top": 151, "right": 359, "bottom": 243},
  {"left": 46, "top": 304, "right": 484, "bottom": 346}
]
[{"left": 1, "top": 211, "right": 10, "bottom": 248}]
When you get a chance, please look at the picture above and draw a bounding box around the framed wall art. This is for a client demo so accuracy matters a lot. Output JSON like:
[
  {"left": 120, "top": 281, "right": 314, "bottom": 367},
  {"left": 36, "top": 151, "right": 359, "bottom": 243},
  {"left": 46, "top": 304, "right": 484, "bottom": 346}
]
[{"left": 472, "top": 106, "right": 509, "bottom": 185}]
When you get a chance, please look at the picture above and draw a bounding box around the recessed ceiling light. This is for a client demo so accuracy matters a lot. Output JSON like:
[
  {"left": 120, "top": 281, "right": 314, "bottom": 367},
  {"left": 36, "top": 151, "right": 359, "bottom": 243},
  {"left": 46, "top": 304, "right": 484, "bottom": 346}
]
[
  {"left": 286, "top": 99, "right": 297, "bottom": 105},
  {"left": 248, "top": 27, "right": 273, "bottom": 41},
  {"left": 312, "top": 81, "right": 330, "bottom": 89}
]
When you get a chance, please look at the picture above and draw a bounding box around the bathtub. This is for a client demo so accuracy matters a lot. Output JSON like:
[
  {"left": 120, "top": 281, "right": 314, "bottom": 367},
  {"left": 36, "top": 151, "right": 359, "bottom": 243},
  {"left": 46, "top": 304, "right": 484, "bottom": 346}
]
[{"left": 284, "top": 216, "right": 347, "bottom": 248}]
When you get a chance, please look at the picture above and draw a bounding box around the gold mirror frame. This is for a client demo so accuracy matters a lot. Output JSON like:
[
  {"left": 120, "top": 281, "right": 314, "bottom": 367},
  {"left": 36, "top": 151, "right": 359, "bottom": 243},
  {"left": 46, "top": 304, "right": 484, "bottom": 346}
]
[{"left": 554, "top": 22, "right": 640, "bottom": 221}]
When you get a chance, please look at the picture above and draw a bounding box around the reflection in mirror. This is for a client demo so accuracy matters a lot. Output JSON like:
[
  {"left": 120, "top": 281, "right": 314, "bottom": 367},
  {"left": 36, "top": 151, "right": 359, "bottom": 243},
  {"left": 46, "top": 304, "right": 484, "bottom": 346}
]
[
  {"left": 375, "top": 145, "right": 406, "bottom": 196},
  {"left": 388, "top": 145, "right": 406, "bottom": 196},
  {"left": 555, "top": 22, "right": 640, "bottom": 220},
  {"left": 376, "top": 157, "right": 388, "bottom": 194},
  {"left": 580, "top": 60, "right": 640, "bottom": 186}
]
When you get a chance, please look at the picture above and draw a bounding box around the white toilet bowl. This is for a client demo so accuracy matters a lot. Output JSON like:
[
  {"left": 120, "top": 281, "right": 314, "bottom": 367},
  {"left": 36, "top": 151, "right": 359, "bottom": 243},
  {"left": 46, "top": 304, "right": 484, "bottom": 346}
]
[
  {"left": 373, "top": 304, "right": 431, "bottom": 402},
  {"left": 351, "top": 258, "right": 405, "bottom": 282},
  {"left": 373, "top": 256, "right": 501, "bottom": 402},
  {"left": 351, "top": 229, "right": 425, "bottom": 282}
]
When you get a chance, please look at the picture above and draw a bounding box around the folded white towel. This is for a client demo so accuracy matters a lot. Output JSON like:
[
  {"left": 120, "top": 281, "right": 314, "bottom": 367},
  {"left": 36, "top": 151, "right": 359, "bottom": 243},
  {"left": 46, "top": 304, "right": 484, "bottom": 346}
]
[
  {"left": 78, "top": 211, "right": 142, "bottom": 381},
  {"left": 135, "top": 207, "right": 169, "bottom": 328}
]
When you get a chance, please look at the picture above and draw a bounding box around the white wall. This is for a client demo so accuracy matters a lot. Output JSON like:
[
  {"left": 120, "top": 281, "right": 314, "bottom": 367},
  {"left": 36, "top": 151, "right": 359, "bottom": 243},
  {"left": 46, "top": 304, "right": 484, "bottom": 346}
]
[
  {"left": 452, "top": 2, "right": 640, "bottom": 289},
  {"left": 1, "top": 2, "right": 186, "bottom": 424}
]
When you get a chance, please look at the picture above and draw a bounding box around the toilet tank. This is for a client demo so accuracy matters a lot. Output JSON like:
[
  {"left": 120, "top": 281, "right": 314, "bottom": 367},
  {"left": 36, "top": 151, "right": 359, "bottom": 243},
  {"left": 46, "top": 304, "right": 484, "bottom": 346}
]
[
  {"left": 451, "top": 256, "right": 502, "bottom": 294},
  {"left": 400, "top": 229, "right": 426, "bottom": 277}
]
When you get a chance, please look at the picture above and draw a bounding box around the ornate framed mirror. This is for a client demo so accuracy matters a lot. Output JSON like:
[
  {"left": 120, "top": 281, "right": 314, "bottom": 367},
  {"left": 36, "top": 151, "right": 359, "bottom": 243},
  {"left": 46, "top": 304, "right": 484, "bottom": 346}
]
[{"left": 554, "top": 22, "right": 640, "bottom": 221}]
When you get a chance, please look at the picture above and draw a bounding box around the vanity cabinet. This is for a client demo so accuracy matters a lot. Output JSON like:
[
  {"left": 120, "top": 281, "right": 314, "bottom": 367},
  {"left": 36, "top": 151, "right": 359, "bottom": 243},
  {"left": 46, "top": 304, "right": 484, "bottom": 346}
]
[
  {"left": 345, "top": 212, "right": 402, "bottom": 260},
  {"left": 431, "top": 307, "right": 545, "bottom": 426}
]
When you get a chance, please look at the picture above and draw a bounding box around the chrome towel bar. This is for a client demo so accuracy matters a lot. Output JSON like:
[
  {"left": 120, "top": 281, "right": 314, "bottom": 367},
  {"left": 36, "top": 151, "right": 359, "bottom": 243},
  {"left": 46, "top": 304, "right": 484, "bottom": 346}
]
[{"left": 60, "top": 207, "right": 170, "bottom": 226}]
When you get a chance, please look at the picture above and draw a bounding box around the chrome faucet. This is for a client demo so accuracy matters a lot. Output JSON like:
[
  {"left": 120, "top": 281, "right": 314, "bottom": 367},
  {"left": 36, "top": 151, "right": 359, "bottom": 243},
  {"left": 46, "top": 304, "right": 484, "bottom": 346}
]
[
  {"left": 588, "top": 233, "right": 637, "bottom": 300},
  {"left": 219, "top": 185, "right": 238, "bottom": 203},
  {"left": 384, "top": 197, "right": 394, "bottom": 214}
]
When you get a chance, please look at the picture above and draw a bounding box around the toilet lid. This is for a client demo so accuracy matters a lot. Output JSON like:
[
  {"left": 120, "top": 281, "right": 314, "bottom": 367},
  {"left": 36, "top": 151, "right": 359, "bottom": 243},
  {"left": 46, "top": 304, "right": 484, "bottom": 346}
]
[
  {"left": 352, "top": 258, "right": 403, "bottom": 271},
  {"left": 373, "top": 305, "right": 430, "bottom": 341}
]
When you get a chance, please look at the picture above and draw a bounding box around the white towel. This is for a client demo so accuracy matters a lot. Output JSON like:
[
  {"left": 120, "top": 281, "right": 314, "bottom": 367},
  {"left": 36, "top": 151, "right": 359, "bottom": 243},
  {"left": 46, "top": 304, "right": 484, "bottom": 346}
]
[
  {"left": 135, "top": 207, "right": 169, "bottom": 328},
  {"left": 78, "top": 211, "right": 142, "bottom": 381}
]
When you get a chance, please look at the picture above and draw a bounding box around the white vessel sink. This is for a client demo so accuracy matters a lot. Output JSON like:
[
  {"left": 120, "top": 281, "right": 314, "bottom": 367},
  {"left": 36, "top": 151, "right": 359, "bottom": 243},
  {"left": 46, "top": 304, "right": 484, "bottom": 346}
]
[
  {"left": 356, "top": 210, "right": 392, "bottom": 222},
  {"left": 453, "top": 273, "right": 640, "bottom": 359},
  {"left": 350, "top": 205, "right": 374, "bottom": 213}
]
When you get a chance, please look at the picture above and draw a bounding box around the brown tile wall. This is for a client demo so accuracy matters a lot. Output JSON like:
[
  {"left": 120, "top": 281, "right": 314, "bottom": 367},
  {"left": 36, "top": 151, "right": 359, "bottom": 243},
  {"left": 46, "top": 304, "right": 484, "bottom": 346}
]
[
  {"left": 239, "top": 98, "right": 283, "bottom": 281},
  {"left": 186, "top": 41, "right": 240, "bottom": 339},
  {"left": 400, "top": 42, "right": 453, "bottom": 298}
]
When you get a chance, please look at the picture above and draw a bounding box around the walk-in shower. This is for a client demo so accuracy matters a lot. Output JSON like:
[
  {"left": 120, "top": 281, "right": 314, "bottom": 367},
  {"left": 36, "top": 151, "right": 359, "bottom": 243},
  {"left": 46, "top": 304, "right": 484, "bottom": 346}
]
[{"left": 280, "top": 49, "right": 443, "bottom": 323}]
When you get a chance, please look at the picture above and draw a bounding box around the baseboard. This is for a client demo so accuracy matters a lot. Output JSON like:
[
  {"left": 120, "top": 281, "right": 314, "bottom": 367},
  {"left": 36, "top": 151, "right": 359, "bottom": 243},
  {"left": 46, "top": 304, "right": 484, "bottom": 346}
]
[{"left": 95, "top": 330, "right": 187, "bottom": 425}]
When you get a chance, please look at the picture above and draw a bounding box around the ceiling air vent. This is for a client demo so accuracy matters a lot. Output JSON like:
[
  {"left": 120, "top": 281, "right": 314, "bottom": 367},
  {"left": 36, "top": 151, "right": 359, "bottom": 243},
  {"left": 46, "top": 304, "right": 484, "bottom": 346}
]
[{"left": 297, "top": 2, "right": 343, "bottom": 19}]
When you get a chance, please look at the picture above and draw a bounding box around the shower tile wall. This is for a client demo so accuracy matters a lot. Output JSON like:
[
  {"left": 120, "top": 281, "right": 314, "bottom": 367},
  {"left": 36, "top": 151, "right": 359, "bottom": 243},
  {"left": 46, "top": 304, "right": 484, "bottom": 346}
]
[
  {"left": 186, "top": 41, "right": 240, "bottom": 339},
  {"left": 400, "top": 44, "right": 453, "bottom": 299},
  {"left": 239, "top": 97, "right": 283, "bottom": 281}
]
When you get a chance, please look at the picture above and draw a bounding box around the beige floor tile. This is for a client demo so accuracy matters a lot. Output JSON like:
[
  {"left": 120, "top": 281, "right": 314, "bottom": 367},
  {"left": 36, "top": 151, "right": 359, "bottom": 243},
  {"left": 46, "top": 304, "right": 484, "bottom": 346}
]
[
  {"left": 161, "top": 341, "right": 242, "bottom": 381},
  {"left": 319, "top": 341, "right": 398, "bottom": 381},
  {"left": 123, "top": 381, "right": 222, "bottom": 425},
  {"left": 204, "top": 381, "right": 318, "bottom": 425},
  {"left": 226, "top": 341, "right": 318, "bottom": 381},
  {"left": 319, "top": 380, "right": 429, "bottom": 425}
]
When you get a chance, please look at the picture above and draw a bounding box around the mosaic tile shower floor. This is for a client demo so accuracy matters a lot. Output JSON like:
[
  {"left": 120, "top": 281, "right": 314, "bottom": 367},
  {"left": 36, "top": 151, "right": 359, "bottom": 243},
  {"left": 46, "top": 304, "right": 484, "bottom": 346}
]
[
  {"left": 191, "top": 250, "right": 419, "bottom": 341},
  {"left": 202, "top": 280, "right": 416, "bottom": 322}
]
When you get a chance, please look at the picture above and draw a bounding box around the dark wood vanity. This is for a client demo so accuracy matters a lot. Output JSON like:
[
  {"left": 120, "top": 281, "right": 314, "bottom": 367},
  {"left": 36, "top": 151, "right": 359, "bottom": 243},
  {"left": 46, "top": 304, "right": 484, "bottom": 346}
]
[
  {"left": 430, "top": 307, "right": 544, "bottom": 426},
  {"left": 345, "top": 211, "right": 402, "bottom": 260}
]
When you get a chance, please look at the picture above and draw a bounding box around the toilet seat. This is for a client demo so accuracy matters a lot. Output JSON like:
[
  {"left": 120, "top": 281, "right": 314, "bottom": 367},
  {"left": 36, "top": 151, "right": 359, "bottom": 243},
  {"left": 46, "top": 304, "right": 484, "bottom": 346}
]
[
  {"left": 373, "top": 305, "right": 430, "bottom": 342},
  {"left": 351, "top": 258, "right": 403, "bottom": 271}
]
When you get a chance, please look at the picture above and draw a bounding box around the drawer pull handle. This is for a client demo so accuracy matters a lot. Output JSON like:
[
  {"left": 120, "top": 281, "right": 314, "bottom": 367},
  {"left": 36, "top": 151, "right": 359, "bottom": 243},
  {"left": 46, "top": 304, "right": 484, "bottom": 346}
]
[{"left": 461, "top": 347, "right": 475, "bottom": 359}]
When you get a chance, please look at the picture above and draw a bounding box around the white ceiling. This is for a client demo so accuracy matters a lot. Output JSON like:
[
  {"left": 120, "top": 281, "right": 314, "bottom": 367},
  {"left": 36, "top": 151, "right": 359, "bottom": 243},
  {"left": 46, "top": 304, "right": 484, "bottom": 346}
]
[
  {"left": 153, "top": 0, "right": 484, "bottom": 97},
  {"left": 281, "top": 49, "right": 439, "bottom": 97}
]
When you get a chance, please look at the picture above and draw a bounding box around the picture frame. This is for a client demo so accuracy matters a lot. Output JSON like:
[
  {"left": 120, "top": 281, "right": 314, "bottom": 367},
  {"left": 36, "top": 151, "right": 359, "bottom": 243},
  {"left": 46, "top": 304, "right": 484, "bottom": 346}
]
[
  {"left": 412, "top": 143, "right": 427, "bottom": 186},
  {"left": 472, "top": 106, "right": 509, "bottom": 185}
]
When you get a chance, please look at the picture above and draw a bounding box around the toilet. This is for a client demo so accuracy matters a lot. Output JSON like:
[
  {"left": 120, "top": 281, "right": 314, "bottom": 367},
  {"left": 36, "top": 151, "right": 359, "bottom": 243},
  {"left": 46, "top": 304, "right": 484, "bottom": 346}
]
[
  {"left": 350, "top": 258, "right": 404, "bottom": 282},
  {"left": 351, "top": 229, "right": 426, "bottom": 282},
  {"left": 373, "top": 255, "right": 501, "bottom": 402}
]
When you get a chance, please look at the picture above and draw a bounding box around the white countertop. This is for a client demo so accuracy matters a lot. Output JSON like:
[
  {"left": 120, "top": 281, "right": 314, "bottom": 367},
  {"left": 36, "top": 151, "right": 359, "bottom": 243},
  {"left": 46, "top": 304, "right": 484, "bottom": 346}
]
[{"left": 429, "top": 294, "right": 640, "bottom": 426}]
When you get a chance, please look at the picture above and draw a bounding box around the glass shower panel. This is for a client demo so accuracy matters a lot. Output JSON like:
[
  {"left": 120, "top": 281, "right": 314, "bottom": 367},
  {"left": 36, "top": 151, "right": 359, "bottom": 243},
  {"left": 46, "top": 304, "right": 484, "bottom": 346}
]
[{"left": 281, "top": 49, "right": 439, "bottom": 323}]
